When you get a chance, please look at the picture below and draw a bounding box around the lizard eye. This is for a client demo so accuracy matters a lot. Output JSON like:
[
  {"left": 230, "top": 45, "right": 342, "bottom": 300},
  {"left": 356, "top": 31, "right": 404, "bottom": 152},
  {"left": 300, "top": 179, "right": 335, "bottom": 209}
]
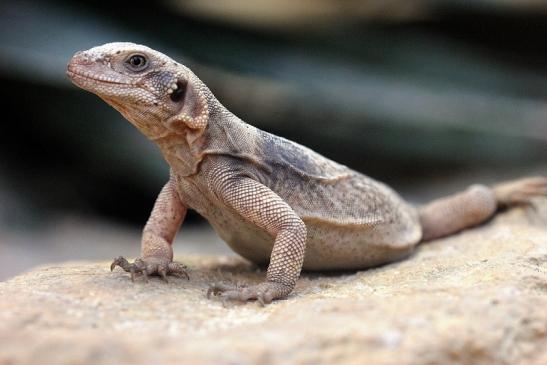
[{"left": 125, "top": 54, "right": 148, "bottom": 71}]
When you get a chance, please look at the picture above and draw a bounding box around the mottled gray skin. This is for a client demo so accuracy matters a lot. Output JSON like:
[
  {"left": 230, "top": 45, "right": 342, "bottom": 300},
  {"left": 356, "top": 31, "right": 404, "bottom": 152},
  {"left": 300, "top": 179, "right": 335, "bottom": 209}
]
[
  {"left": 182, "top": 119, "right": 421, "bottom": 270},
  {"left": 67, "top": 42, "right": 547, "bottom": 304}
]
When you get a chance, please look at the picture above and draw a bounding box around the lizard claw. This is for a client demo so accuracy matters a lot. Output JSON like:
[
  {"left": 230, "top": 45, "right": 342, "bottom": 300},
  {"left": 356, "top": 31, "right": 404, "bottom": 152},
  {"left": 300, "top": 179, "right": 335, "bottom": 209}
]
[
  {"left": 110, "top": 256, "right": 128, "bottom": 272},
  {"left": 168, "top": 262, "right": 190, "bottom": 280},
  {"left": 206, "top": 281, "right": 291, "bottom": 305},
  {"left": 110, "top": 256, "right": 189, "bottom": 283},
  {"left": 158, "top": 265, "right": 169, "bottom": 283}
]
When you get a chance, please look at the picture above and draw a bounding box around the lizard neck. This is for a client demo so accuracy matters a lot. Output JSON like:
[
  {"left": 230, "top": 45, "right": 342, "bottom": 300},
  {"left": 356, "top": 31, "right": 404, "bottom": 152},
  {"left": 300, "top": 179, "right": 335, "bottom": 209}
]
[
  {"left": 199, "top": 114, "right": 265, "bottom": 167},
  {"left": 156, "top": 107, "right": 268, "bottom": 177},
  {"left": 153, "top": 133, "right": 199, "bottom": 177}
]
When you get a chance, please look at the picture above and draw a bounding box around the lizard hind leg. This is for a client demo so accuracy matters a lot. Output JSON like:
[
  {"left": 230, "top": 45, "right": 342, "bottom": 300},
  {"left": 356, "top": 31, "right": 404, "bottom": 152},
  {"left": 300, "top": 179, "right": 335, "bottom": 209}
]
[{"left": 418, "top": 176, "right": 547, "bottom": 241}]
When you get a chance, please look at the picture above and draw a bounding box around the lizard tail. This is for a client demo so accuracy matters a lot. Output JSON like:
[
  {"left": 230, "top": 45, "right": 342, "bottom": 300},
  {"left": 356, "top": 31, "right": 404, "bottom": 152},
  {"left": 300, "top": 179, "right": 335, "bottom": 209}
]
[
  {"left": 418, "top": 184, "right": 497, "bottom": 241},
  {"left": 418, "top": 176, "right": 547, "bottom": 241}
]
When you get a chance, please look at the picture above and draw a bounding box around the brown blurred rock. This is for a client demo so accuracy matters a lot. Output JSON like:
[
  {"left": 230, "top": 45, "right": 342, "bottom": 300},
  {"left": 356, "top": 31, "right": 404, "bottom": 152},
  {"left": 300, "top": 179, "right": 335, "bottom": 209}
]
[{"left": 0, "top": 203, "right": 546, "bottom": 365}]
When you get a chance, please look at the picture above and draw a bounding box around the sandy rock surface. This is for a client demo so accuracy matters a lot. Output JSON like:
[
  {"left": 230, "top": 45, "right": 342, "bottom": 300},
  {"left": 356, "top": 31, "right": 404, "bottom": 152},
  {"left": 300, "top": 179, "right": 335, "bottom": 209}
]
[{"left": 0, "top": 205, "right": 546, "bottom": 365}]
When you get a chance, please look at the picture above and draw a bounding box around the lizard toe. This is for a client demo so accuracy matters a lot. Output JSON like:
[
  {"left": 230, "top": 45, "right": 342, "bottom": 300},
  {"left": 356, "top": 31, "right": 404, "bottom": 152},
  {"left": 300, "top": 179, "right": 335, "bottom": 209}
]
[
  {"left": 206, "top": 281, "right": 291, "bottom": 305},
  {"left": 110, "top": 256, "right": 188, "bottom": 283},
  {"left": 168, "top": 262, "right": 190, "bottom": 280},
  {"left": 110, "top": 256, "right": 129, "bottom": 272},
  {"left": 206, "top": 282, "right": 238, "bottom": 299},
  {"left": 158, "top": 265, "right": 169, "bottom": 283}
]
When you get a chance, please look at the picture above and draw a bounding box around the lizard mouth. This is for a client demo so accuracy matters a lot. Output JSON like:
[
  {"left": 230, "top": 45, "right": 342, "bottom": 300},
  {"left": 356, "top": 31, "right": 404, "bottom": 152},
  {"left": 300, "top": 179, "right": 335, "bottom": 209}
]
[{"left": 66, "top": 68, "right": 129, "bottom": 86}]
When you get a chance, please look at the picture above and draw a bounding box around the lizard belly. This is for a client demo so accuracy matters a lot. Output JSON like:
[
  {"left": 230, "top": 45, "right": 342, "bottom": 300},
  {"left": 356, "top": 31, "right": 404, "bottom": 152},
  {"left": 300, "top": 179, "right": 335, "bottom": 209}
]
[
  {"left": 299, "top": 200, "right": 422, "bottom": 270},
  {"left": 175, "top": 172, "right": 421, "bottom": 271},
  {"left": 207, "top": 207, "right": 275, "bottom": 265},
  {"left": 204, "top": 203, "right": 421, "bottom": 271},
  {"left": 301, "top": 217, "right": 421, "bottom": 270}
]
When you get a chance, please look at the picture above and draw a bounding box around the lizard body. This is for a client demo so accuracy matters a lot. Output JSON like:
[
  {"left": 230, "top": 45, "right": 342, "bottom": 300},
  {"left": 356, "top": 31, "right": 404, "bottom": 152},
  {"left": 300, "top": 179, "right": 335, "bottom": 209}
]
[{"left": 67, "top": 43, "right": 547, "bottom": 304}]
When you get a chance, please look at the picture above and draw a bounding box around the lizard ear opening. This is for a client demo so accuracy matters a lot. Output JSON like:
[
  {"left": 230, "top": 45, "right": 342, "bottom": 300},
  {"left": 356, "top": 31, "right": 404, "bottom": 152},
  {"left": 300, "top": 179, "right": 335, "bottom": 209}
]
[
  {"left": 166, "top": 75, "right": 209, "bottom": 138},
  {"left": 169, "top": 80, "right": 186, "bottom": 103}
]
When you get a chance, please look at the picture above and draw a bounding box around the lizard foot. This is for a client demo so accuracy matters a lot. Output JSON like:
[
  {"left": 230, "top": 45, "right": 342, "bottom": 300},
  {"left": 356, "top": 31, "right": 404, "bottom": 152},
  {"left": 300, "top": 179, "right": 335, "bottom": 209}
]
[
  {"left": 110, "top": 256, "right": 189, "bottom": 283},
  {"left": 493, "top": 176, "right": 547, "bottom": 208},
  {"left": 206, "top": 281, "right": 292, "bottom": 306}
]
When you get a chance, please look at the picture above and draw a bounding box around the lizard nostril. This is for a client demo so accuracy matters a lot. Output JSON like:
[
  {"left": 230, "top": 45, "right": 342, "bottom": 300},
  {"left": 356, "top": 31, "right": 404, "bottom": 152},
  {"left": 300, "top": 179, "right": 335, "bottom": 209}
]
[{"left": 70, "top": 51, "right": 94, "bottom": 66}]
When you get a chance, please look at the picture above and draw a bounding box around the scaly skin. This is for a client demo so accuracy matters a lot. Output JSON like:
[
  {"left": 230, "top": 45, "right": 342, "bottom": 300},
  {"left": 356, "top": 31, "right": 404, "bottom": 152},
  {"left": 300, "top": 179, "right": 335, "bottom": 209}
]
[{"left": 67, "top": 43, "right": 547, "bottom": 304}]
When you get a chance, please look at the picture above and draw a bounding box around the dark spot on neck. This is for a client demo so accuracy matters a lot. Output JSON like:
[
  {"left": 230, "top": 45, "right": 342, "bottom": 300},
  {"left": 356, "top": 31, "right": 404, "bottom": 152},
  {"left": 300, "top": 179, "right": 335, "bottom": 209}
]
[{"left": 170, "top": 80, "right": 186, "bottom": 103}]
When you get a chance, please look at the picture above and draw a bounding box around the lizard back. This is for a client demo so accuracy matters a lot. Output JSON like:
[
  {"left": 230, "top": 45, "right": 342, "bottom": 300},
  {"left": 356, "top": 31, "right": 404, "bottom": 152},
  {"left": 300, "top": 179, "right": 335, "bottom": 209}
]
[{"left": 201, "top": 117, "right": 418, "bottom": 231}]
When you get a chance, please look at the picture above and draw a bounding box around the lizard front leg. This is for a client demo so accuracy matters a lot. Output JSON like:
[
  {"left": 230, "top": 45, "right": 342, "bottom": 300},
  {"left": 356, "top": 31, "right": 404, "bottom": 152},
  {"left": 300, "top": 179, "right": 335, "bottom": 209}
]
[
  {"left": 111, "top": 178, "right": 189, "bottom": 282},
  {"left": 206, "top": 174, "right": 307, "bottom": 305}
]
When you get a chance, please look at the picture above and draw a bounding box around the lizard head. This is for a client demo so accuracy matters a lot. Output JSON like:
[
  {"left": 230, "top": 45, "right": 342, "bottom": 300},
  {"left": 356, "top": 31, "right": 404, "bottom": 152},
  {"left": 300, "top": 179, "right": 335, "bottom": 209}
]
[{"left": 67, "top": 42, "right": 209, "bottom": 140}]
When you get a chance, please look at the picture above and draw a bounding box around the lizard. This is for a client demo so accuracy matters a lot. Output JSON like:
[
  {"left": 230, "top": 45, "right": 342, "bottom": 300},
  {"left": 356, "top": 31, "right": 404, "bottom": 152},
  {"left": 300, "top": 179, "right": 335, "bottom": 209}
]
[{"left": 67, "top": 42, "right": 547, "bottom": 305}]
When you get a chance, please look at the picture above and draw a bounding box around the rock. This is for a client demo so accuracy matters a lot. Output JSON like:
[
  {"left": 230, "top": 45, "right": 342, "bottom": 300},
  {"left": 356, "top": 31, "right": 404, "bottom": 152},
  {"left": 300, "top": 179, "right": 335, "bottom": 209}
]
[{"left": 0, "top": 204, "right": 546, "bottom": 365}]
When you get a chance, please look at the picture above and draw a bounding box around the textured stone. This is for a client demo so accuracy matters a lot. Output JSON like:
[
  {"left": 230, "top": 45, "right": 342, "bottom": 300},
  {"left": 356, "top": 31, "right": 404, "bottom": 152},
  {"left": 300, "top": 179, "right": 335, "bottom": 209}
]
[{"left": 0, "top": 204, "right": 546, "bottom": 365}]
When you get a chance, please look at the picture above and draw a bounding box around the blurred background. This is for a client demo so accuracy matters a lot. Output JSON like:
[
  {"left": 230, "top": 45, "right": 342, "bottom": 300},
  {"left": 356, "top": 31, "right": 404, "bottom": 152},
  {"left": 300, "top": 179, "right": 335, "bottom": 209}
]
[{"left": 1, "top": 0, "right": 546, "bottom": 280}]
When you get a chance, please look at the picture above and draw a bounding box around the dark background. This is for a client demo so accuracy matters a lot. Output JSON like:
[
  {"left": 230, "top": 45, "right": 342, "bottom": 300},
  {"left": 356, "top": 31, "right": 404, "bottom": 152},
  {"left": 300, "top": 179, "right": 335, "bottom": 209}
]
[{"left": 1, "top": 0, "right": 546, "bottom": 279}]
